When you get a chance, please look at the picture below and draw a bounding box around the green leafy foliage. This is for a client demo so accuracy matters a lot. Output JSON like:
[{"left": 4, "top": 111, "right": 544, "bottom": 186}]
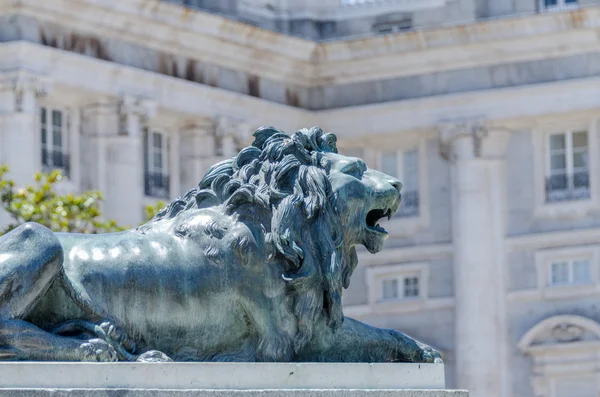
[
  {"left": 143, "top": 200, "right": 166, "bottom": 223},
  {"left": 0, "top": 165, "right": 130, "bottom": 235}
]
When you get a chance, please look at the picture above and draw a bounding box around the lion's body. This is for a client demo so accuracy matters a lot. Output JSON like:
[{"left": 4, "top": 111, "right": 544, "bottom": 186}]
[
  {"left": 26, "top": 207, "right": 297, "bottom": 361},
  {"left": 0, "top": 126, "right": 441, "bottom": 363}
]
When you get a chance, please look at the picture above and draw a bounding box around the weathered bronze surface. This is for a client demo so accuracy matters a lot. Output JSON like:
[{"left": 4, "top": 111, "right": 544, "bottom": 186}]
[{"left": 0, "top": 126, "right": 442, "bottom": 363}]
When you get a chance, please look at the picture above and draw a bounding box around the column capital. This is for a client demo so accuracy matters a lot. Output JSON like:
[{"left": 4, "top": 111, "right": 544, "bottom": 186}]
[
  {"left": 118, "top": 95, "right": 156, "bottom": 135},
  {"left": 0, "top": 71, "right": 53, "bottom": 112},
  {"left": 438, "top": 119, "right": 511, "bottom": 162},
  {"left": 180, "top": 118, "right": 215, "bottom": 137},
  {"left": 0, "top": 72, "right": 52, "bottom": 96}
]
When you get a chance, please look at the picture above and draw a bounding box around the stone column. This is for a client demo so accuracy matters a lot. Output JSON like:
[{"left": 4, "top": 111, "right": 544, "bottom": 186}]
[
  {"left": 81, "top": 96, "right": 156, "bottom": 227},
  {"left": 180, "top": 119, "right": 218, "bottom": 191},
  {"left": 439, "top": 122, "right": 510, "bottom": 397},
  {"left": 0, "top": 72, "right": 51, "bottom": 184}
]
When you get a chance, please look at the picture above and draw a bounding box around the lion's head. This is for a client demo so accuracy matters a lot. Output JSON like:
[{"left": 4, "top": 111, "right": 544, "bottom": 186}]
[{"left": 141, "top": 126, "right": 403, "bottom": 353}]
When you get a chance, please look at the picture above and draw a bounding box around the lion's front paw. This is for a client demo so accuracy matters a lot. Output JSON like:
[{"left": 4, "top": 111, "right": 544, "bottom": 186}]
[
  {"left": 98, "top": 321, "right": 137, "bottom": 353},
  {"left": 419, "top": 344, "right": 443, "bottom": 364},
  {"left": 78, "top": 339, "right": 118, "bottom": 362}
]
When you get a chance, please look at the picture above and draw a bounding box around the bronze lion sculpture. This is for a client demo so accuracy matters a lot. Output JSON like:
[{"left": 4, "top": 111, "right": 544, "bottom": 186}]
[{"left": 0, "top": 126, "right": 442, "bottom": 363}]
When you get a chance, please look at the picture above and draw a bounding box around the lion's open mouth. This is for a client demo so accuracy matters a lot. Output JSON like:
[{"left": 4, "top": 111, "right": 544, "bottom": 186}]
[{"left": 365, "top": 208, "right": 392, "bottom": 234}]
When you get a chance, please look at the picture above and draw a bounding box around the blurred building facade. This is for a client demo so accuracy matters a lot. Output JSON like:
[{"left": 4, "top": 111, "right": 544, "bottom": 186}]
[{"left": 1, "top": 0, "right": 600, "bottom": 396}]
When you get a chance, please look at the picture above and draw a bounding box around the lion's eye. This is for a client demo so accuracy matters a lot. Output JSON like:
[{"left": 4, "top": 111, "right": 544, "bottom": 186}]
[{"left": 341, "top": 162, "right": 365, "bottom": 179}]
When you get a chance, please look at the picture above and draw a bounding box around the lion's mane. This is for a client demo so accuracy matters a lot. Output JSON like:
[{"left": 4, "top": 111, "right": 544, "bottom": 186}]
[{"left": 138, "top": 126, "right": 358, "bottom": 353}]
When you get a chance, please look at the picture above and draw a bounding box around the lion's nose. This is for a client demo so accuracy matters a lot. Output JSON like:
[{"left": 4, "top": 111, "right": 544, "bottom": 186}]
[{"left": 389, "top": 178, "right": 402, "bottom": 194}]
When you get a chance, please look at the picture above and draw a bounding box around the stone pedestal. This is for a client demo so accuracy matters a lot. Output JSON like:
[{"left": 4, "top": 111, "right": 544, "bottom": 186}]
[{"left": 0, "top": 363, "right": 467, "bottom": 397}]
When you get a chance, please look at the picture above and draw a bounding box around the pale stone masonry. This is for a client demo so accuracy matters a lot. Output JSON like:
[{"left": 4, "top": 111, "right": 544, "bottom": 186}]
[{"left": 1, "top": 1, "right": 600, "bottom": 397}]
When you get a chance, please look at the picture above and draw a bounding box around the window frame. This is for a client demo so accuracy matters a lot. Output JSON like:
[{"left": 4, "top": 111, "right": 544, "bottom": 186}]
[
  {"left": 366, "top": 262, "right": 429, "bottom": 306},
  {"left": 144, "top": 128, "right": 171, "bottom": 199},
  {"left": 375, "top": 138, "right": 430, "bottom": 237},
  {"left": 532, "top": 118, "right": 600, "bottom": 220},
  {"left": 545, "top": 130, "right": 590, "bottom": 203},
  {"left": 40, "top": 106, "right": 70, "bottom": 176},
  {"left": 378, "top": 147, "right": 421, "bottom": 218},
  {"left": 535, "top": 245, "right": 599, "bottom": 299}
]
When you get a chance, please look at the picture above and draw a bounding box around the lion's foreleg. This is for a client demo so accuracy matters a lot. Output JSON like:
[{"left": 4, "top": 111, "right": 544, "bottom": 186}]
[
  {"left": 238, "top": 295, "right": 293, "bottom": 362},
  {"left": 297, "top": 316, "right": 441, "bottom": 363}
]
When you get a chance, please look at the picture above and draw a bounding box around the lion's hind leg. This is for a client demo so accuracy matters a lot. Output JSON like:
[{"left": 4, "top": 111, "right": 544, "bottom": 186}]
[
  {"left": 0, "top": 223, "right": 63, "bottom": 320},
  {"left": 0, "top": 223, "right": 115, "bottom": 361}
]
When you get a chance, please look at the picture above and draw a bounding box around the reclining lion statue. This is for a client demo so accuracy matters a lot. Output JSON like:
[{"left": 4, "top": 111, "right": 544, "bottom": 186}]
[{"left": 0, "top": 126, "right": 441, "bottom": 363}]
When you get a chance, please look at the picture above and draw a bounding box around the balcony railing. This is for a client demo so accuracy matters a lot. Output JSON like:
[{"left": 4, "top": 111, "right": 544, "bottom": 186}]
[
  {"left": 397, "top": 190, "right": 419, "bottom": 217},
  {"left": 42, "top": 149, "right": 70, "bottom": 178},
  {"left": 145, "top": 172, "right": 170, "bottom": 199},
  {"left": 545, "top": 172, "right": 590, "bottom": 203}
]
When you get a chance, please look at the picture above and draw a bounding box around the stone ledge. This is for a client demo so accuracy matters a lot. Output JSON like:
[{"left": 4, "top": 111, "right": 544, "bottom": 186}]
[
  {"left": 0, "top": 363, "right": 445, "bottom": 390},
  {"left": 0, "top": 390, "right": 468, "bottom": 397}
]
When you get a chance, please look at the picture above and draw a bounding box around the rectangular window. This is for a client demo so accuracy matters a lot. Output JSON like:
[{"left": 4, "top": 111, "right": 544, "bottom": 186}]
[
  {"left": 380, "top": 275, "right": 420, "bottom": 301},
  {"left": 549, "top": 259, "right": 592, "bottom": 286},
  {"left": 144, "top": 129, "right": 170, "bottom": 199},
  {"left": 546, "top": 131, "right": 590, "bottom": 203},
  {"left": 380, "top": 149, "right": 420, "bottom": 217},
  {"left": 40, "top": 107, "right": 69, "bottom": 176}
]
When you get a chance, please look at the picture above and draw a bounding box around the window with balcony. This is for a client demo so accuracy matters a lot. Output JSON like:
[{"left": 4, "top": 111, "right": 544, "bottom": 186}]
[
  {"left": 144, "top": 129, "right": 170, "bottom": 199},
  {"left": 40, "top": 107, "right": 70, "bottom": 177},
  {"left": 546, "top": 131, "right": 590, "bottom": 203},
  {"left": 380, "top": 148, "right": 419, "bottom": 217}
]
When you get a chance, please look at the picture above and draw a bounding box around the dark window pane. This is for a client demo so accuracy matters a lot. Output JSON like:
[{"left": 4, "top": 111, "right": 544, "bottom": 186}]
[
  {"left": 41, "top": 127, "right": 47, "bottom": 145},
  {"left": 544, "top": 0, "right": 558, "bottom": 5},
  {"left": 549, "top": 134, "right": 565, "bottom": 151},
  {"left": 548, "top": 174, "right": 568, "bottom": 191},
  {"left": 52, "top": 110, "right": 62, "bottom": 128},
  {"left": 572, "top": 131, "right": 588, "bottom": 149},
  {"left": 565, "top": 0, "right": 578, "bottom": 4},
  {"left": 574, "top": 171, "right": 589, "bottom": 188},
  {"left": 41, "top": 108, "right": 46, "bottom": 125},
  {"left": 53, "top": 126, "right": 62, "bottom": 148},
  {"left": 550, "top": 153, "right": 566, "bottom": 170},
  {"left": 153, "top": 133, "right": 162, "bottom": 149}
]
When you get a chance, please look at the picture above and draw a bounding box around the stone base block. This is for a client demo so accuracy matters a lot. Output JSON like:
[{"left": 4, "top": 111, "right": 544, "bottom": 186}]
[
  {"left": 0, "top": 390, "right": 468, "bottom": 397},
  {"left": 0, "top": 363, "right": 467, "bottom": 396}
]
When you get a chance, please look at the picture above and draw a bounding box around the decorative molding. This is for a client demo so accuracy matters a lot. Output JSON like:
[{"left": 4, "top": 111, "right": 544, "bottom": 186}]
[
  {"left": 518, "top": 315, "right": 600, "bottom": 397},
  {"left": 518, "top": 315, "right": 600, "bottom": 353}
]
